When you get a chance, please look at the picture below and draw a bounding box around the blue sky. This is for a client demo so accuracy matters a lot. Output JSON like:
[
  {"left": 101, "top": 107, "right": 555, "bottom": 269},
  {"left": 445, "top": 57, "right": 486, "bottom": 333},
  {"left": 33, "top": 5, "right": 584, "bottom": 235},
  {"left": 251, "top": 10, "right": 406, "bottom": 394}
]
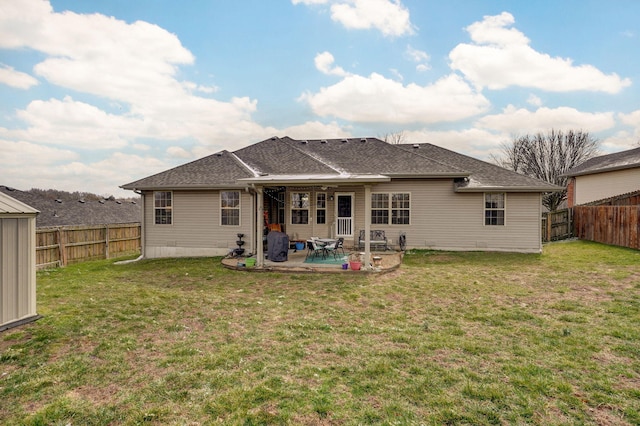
[{"left": 1, "top": 0, "right": 639, "bottom": 197}]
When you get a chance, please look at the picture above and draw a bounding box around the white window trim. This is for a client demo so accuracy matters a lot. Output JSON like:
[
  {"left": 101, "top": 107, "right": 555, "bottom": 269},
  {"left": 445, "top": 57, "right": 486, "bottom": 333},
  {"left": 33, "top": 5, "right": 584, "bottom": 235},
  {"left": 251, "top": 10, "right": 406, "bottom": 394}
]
[
  {"left": 484, "top": 192, "right": 506, "bottom": 226},
  {"left": 316, "top": 192, "right": 327, "bottom": 225},
  {"left": 370, "top": 192, "right": 411, "bottom": 226},
  {"left": 220, "top": 190, "right": 241, "bottom": 226},
  {"left": 153, "top": 191, "right": 173, "bottom": 225},
  {"left": 290, "top": 192, "right": 310, "bottom": 225}
]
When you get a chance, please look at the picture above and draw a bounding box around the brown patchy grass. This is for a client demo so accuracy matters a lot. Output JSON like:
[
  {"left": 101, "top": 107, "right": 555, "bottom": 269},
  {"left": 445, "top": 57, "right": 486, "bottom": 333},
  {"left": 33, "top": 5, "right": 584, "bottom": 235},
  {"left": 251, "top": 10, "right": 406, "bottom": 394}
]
[{"left": 1, "top": 240, "right": 639, "bottom": 425}]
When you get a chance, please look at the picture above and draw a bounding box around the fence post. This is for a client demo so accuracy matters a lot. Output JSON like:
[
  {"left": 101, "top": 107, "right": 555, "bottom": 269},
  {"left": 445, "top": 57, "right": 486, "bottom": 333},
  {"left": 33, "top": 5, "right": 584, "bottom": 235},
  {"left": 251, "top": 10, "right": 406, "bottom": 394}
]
[
  {"left": 105, "top": 224, "right": 110, "bottom": 259},
  {"left": 57, "top": 227, "right": 68, "bottom": 267}
]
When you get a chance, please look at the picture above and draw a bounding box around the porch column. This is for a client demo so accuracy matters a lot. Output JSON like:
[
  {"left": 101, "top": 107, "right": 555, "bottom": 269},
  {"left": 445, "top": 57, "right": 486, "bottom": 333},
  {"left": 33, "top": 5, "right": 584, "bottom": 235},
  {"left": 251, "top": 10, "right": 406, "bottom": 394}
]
[
  {"left": 256, "top": 186, "right": 264, "bottom": 267},
  {"left": 363, "top": 184, "right": 371, "bottom": 269}
]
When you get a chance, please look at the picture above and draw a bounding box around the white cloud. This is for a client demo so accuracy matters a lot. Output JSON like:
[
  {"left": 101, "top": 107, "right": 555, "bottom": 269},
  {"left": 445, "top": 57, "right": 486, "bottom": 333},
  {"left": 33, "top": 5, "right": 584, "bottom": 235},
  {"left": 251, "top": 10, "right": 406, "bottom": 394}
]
[
  {"left": 279, "top": 120, "right": 351, "bottom": 139},
  {"left": 600, "top": 131, "right": 638, "bottom": 152},
  {"left": 315, "top": 51, "right": 349, "bottom": 76},
  {"left": 405, "top": 45, "right": 430, "bottom": 72},
  {"left": 166, "top": 146, "right": 192, "bottom": 159},
  {"left": 300, "top": 69, "right": 490, "bottom": 124},
  {"left": 293, "top": 0, "right": 415, "bottom": 37},
  {"left": 0, "top": 139, "right": 78, "bottom": 166},
  {"left": 5, "top": 96, "right": 145, "bottom": 149},
  {"left": 403, "top": 128, "right": 506, "bottom": 160},
  {"left": 476, "top": 105, "right": 616, "bottom": 134},
  {"left": 527, "top": 94, "right": 542, "bottom": 107},
  {"left": 0, "top": 64, "right": 39, "bottom": 89},
  {"left": 0, "top": 0, "right": 261, "bottom": 151},
  {"left": 450, "top": 12, "right": 631, "bottom": 93}
]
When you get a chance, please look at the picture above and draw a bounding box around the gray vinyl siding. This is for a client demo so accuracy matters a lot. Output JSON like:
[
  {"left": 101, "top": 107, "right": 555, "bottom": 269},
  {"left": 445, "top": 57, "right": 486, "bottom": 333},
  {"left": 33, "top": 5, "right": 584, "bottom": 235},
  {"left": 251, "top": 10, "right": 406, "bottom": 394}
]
[
  {"left": 575, "top": 168, "right": 640, "bottom": 205},
  {"left": 1, "top": 216, "right": 37, "bottom": 329},
  {"left": 359, "top": 180, "right": 542, "bottom": 253},
  {"left": 143, "top": 190, "right": 254, "bottom": 258}
]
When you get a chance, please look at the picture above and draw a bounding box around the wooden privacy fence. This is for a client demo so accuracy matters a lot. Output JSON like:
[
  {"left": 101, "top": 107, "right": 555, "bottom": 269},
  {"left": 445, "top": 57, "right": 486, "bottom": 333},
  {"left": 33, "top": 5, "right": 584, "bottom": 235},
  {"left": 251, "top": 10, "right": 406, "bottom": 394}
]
[
  {"left": 573, "top": 206, "right": 640, "bottom": 250},
  {"left": 36, "top": 223, "right": 141, "bottom": 269},
  {"left": 541, "top": 208, "right": 572, "bottom": 242}
]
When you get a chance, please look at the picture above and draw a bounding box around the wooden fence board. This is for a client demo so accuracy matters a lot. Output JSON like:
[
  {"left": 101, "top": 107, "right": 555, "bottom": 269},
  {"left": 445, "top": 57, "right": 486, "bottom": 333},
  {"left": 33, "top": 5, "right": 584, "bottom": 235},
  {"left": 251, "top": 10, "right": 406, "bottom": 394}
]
[
  {"left": 36, "top": 223, "right": 140, "bottom": 269},
  {"left": 573, "top": 206, "right": 640, "bottom": 250}
]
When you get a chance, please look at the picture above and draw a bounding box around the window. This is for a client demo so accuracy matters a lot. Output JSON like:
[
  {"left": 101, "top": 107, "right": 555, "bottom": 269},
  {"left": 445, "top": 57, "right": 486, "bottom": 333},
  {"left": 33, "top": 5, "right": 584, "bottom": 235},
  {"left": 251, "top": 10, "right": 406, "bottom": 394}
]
[
  {"left": 371, "top": 193, "right": 389, "bottom": 224},
  {"left": 485, "top": 193, "right": 505, "bottom": 226},
  {"left": 291, "top": 192, "right": 309, "bottom": 224},
  {"left": 221, "top": 191, "right": 240, "bottom": 226},
  {"left": 371, "top": 192, "right": 410, "bottom": 225},
  {"left": 391, "top": 193, "right": 410, "bottom": 225},
  {"left": 316, "top": 193, "right": 326, "bottom": 224},
  {"left": 277, "top": 192, "right": 285, "bottom": 224},
  {"left": 154, "top": 191, "right": 172, "bottom": 225}
]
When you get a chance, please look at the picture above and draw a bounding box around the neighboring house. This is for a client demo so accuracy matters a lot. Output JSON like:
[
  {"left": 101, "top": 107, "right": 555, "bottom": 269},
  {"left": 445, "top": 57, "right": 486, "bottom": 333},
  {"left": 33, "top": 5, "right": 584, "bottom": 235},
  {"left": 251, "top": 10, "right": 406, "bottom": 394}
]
[
  {"left": 564, "top": 146, "right": 640, "bottom": 207},
  {"left": 0, "top": 186, "right": 141, "bottom": 228},
  {"left": 121, "top": 136, "right": 560, "bottom": 265}
]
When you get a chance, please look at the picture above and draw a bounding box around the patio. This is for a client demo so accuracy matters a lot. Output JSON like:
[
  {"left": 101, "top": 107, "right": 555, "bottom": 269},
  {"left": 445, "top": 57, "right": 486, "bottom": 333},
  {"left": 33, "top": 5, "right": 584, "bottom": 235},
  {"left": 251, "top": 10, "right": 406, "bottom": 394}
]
[{"left": 221, "top": 247, "right": 403, "bottom": 273}]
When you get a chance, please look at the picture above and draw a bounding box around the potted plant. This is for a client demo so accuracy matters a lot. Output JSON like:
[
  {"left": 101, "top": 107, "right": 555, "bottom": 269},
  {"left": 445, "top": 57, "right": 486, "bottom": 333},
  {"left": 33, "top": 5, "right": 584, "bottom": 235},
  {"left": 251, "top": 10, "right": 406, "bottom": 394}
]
[{"left": 348, "top": 252, "right": 362, "bottom": 270}]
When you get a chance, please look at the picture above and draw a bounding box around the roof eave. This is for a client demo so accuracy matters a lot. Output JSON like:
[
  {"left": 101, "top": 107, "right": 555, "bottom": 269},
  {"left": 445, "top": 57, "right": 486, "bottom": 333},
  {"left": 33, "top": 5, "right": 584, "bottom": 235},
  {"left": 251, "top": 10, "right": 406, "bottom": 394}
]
[
  {"left": 120, "top": 183, "right": 248, "bottom": 191},
  {"left": 564, "top": 163, "right": 640, "bottom": 177},
  {"left": 387, "top": 172, "right": 471, "bottom": 179},
  {"left": 238, "top": 174, "right": 391, "bottom": 185},
  {"left": 455, "top": 185, "right": 564, "bottom": 193}
]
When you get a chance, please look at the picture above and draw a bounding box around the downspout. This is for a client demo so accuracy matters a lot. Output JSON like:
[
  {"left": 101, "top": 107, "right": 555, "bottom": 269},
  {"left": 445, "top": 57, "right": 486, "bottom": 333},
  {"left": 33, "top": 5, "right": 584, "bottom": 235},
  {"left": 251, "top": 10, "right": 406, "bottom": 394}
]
[
  {"left": 138, "top": 189, "right": 145, "bottom": 259},
  {"left": 363, "top": 184, "right": 371, "bottom": 269}
]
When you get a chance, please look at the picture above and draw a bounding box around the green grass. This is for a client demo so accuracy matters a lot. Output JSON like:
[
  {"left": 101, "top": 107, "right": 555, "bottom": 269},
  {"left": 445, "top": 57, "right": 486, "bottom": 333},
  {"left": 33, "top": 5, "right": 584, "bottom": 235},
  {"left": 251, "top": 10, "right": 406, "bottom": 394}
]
[{"left": 1, "top": 240, "right": 639, "bottom": 425}]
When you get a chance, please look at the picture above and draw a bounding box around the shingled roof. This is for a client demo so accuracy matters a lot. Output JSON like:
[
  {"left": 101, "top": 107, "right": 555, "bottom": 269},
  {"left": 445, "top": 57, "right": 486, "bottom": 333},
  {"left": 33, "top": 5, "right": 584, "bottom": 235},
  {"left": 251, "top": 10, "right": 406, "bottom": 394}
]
[
  {"left": 564, "top": 146, "right": 640, "bottom": 177},
  {"left": 0, "top": 186, "right": 140, "bottom": 228},
  {"left": 121, "top": 136, "right": 559, "bottom": 192},
  {"left": 398, "top": 143, "right": 560, "bottom": 191}
]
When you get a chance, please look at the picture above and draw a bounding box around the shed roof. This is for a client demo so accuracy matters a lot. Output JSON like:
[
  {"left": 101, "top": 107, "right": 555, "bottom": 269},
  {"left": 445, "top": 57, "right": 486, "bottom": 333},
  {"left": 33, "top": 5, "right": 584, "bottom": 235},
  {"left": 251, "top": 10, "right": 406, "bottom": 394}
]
[
  {"left": 565, "top": 146, "right": 640, "bottom": 177},
  {"left": 0, "top": 191, "right": 39, "bottom": 215}
]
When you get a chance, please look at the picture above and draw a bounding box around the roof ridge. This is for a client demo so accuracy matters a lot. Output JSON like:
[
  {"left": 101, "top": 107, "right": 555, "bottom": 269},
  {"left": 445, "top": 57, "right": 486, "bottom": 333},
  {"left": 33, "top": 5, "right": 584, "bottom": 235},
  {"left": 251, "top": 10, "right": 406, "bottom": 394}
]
[
  {"left": 279, "top": 136, "right": 348, "bottom": 175},
  {"left": 228, "top": 151, "right": 261, "bottom": 177},
  {"left": 399, "top": 143, "right": 470, "bottom": 175}
]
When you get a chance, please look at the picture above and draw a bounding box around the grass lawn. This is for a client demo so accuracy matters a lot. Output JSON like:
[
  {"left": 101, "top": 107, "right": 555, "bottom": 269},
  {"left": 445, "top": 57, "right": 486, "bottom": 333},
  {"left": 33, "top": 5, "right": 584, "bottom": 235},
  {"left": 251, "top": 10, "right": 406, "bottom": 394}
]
[{"left": 1, "top": 241, "right": 639, "bottom": 425}]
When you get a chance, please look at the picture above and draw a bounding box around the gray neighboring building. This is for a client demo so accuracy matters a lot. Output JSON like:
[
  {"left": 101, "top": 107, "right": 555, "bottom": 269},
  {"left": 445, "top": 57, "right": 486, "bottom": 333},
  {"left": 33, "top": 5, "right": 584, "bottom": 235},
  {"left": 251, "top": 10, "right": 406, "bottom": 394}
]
[
  {"left": 122, "top": 136, "right": 560, "bottom": 265},
  {"left": 0, "top": 192, "right": 39, "bottom": 331}
]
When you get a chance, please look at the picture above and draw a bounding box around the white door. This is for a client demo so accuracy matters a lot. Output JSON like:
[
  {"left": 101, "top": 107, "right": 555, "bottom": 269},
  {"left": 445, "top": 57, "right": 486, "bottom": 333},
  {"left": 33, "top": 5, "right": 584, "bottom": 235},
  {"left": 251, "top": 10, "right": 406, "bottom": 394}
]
[{"left": 335, "top": 193, "right": 354, "bottom": 238}]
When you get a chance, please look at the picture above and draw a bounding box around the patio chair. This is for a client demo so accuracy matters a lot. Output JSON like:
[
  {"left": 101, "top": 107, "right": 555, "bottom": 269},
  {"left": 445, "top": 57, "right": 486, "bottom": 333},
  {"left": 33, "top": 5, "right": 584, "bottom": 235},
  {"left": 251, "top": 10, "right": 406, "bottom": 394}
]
[
  {"left": 305, "top": 239, "right": 325, "bottom": 260},
  {"left": 323, "top": 237, "right": 345, "bottom": 259}
]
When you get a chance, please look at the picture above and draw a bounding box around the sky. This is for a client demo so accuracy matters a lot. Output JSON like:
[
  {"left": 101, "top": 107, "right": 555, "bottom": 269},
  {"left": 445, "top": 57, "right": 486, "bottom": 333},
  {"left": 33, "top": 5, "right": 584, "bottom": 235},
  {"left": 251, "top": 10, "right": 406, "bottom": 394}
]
[{"left": 1, "top": 0, "right": 639, "bottom": 197}]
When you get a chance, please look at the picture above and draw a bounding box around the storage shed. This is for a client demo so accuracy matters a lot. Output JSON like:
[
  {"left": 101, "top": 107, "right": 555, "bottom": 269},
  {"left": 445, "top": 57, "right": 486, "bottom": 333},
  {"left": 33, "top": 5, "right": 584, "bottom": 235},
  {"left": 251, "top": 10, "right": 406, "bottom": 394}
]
[{"left": 0, "top": 192, "right": 39, "bottom": 331}]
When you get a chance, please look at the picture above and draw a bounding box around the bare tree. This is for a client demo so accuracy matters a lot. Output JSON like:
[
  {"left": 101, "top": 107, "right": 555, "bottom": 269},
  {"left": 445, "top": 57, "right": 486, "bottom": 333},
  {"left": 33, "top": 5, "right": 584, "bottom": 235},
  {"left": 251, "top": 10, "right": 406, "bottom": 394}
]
[
  {"left": 496, "top": 129, "right": 599, "bottom": 211},
  {"left": 382, "top": 131, "right": 406, "bottom": 144}
]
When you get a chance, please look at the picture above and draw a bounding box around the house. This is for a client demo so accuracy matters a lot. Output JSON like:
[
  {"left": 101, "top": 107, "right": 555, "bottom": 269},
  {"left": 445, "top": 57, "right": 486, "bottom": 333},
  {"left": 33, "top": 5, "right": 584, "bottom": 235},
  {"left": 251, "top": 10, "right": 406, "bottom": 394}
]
[
  {"left": 121, "top": 136, "right": 560, "bottom": 266},
  {"left": 0, "top": 186, "right": 141, "bottom": 228},
  {"left": 0, "top": 192, "right": 39, "bottom": 331},
  {"left": 564, "top": 146, "right": 640, "bottom": 207}
]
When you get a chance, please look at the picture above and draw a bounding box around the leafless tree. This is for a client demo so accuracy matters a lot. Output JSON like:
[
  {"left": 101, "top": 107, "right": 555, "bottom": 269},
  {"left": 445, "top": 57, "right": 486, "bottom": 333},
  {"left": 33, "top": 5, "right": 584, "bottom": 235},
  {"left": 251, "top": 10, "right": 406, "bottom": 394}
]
[
  {"left": 495, "top": 129, "right": 599, "bottom": 211},
  {"left": 382, "top": 131, "right": 406, "bottom": 144}
]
